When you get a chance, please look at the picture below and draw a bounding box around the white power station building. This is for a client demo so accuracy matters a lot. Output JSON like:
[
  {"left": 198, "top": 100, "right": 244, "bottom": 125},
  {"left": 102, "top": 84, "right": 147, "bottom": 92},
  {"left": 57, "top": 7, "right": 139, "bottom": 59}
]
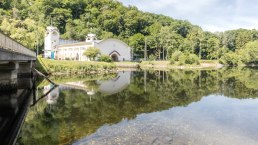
[{"left": 44, "top": 26, "right": 131, "bottom": 61}]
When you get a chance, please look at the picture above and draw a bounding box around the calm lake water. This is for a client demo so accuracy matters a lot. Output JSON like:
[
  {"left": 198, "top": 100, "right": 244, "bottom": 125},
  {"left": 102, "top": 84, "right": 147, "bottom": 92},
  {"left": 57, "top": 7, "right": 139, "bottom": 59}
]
[{"left": 17, "top": 67, "right": 258, "bottom": 145}]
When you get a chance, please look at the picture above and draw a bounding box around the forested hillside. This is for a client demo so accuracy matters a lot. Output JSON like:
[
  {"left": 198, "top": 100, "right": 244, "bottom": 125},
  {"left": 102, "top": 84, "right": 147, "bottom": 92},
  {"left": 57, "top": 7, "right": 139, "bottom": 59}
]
[{"left": 0, "top": 0, "right": 257, "bottom": 65}]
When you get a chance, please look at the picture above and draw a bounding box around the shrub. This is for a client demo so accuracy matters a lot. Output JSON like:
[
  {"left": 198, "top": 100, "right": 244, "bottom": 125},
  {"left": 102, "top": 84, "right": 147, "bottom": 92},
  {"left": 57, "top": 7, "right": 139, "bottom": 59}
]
[
  {"left": 170, "top": 58, "right": 176, "bottom": 64},
  {"left": 83, "top": 47, "right": 100, "bottom": 60},
  {"left": 171, "top": 50, "right": 183, "bottom": 61},
  {"left": 176, "top": 53, "right": 199, "bottom": 65},
  {"left": 98, "top": 55, "right": 112, "bottom": 62},
  {"left": 219, "top": 41, "right": 258, "bottom": 66},
  {"left": 178, "top": 53, "right": 187, "bottom": 65},
  {"left": 219, "top": 52, "right": 242, "bottom": 66},
  {"left": 149, "top": 54, "right": 157, "bottom": 61},
  {"left": 187, "top": 54, "right": 200, "bottom": 65}
]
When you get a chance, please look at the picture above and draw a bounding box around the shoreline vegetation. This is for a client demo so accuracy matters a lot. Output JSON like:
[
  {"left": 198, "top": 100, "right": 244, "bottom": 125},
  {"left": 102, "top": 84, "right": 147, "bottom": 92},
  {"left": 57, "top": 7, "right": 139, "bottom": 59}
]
[
  {"left": 140, "top": 60, "right": 223, "bottom": 70},
  {"left": 36, "top": 56, "right": 116, "bottom": 75},
  {"left": 36, "top": 56, "right": 225, "bottom": 76}
]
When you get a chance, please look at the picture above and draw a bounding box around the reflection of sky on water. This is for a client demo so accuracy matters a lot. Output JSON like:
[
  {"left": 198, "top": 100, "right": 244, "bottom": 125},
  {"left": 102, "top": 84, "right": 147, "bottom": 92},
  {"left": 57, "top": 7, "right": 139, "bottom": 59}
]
[{"left": 75, "top": 95, "right": 258, "bottom": 145}]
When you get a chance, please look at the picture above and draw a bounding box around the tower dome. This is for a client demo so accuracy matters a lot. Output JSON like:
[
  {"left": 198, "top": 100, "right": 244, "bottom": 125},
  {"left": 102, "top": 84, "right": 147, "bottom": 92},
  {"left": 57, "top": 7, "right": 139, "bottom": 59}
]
[{"left": 85, "top": 33, "right": 97, "bottom": 42}]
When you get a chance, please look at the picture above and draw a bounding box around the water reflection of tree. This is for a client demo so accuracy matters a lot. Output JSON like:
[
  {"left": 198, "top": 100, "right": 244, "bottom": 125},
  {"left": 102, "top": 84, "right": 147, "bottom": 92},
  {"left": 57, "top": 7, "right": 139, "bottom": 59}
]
[
  {"left": 83, "top": 80, "right": 99, "bottom": 90},
  {"left": 18, "top": 67, "right": 258, "bottom": 145}
]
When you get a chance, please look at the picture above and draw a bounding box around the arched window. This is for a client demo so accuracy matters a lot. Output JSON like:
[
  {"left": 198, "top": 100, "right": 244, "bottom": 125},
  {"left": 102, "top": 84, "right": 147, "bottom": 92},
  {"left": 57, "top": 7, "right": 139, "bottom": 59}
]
[{"left": 52, "top": 31, "right": 58, "bottom": 35}]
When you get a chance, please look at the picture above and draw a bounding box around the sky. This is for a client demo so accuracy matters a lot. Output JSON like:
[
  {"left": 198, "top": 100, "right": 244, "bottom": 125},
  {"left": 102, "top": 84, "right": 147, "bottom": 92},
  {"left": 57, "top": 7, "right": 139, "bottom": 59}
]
[{"left": 118, "top": 0, "right": 258, "bottom": 32}]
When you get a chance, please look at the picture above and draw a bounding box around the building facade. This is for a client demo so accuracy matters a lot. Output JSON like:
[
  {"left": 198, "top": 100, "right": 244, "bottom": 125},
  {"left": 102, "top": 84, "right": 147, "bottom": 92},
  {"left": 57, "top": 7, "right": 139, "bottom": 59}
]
[
  {"left": 44, "top": 26, "right": 131, "bottom": 61},
  {"left": 44, "top": 26, "right": 59, "bottom": 59}
]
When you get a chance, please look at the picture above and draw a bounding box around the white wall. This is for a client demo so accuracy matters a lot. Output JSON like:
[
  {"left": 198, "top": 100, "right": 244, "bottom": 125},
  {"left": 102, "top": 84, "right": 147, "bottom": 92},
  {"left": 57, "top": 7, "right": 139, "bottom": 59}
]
[
  {"left": 55, "top": 38, "right": 131, "bottom": 61},
  {"left": 56, "top": 44, "right": 92, "bottom": 61},
  {"left": 95, "top": 39, "right": 131, "bottom": 61}
]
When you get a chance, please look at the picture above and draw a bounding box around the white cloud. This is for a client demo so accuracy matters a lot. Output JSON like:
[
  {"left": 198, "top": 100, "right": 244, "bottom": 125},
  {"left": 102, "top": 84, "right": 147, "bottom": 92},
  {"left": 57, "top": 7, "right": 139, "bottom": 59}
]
[{"left": 119, "top": 0, "right": 258, "bottom": 32}]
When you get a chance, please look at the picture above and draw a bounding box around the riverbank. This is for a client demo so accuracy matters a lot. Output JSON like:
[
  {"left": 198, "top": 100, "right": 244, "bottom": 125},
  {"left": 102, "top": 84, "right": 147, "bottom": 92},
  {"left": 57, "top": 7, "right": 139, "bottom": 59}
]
[
  {"left": 36, "top": 56, "right": 116, "bottom": 75},
  {"left": 139, "top": 60, "right": 222, "bottom": 70},
  {"left": 36, "top": 57, "right": 223, "bottom": 75}
]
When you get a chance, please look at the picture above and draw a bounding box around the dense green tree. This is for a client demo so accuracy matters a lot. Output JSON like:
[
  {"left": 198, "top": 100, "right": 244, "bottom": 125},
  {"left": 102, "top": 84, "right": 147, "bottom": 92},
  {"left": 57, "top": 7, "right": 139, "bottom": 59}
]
[
  {"left": 83, "top": 47, "right": 100, "bottom": 60},
  {"left": 179, "top": 39, "right": 193, "bottom": 53},
  {"left": 235, "top": 29, "right": 252, "bottom": 50},
  {"left": 206, "top": 37, "right": 220, "bottom": 59},
  {"left": 129, "top": 33, "right": 145, "bottom": 58},
  {"left": 240, "top": 41, "right": 258, "bottom": 64},
  {"left": 0, "top": 17, "right": 45, "bottom": 49},
  {"left": 0, "top": 0, "right": 257, "bottom": 62},
  {"left": 159, "top": 26, "right": 184, "bottom": 59},
  {"left": 186, "top": 27, "right": 203, "bottom": 56},
  {"left": 51, "top": 8, "right": 72, "bottom": 34}
]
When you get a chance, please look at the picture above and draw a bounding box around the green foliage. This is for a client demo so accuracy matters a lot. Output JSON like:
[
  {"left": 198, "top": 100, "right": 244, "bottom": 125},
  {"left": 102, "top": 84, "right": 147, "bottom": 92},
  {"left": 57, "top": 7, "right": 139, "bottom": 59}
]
[
  {"left": 98, "top": 54, "right": 112, "bottom": 62},
  {"left": 206, "top": 37, "right": 220, "bottom": 59},
  {"left": 0, "top": 18, "right": 45, "bottom": 50},
  {"left": 187, "top": 53, "right": 200, "bottom": 64},
  {"left": 178, "top": 54, "right": 187, "bottom": 65},
  {"left": 51, "top": 8, "right": 72, "bottom": 34},
  {"left": 171, "top": 50, "right": 183, "bottom": 61},
  {"left": 129, "top": 33, "right": 145, "bottom": 54},
  {"left": 171, "top": 51, "right": 199, "bottom": 65},
  {"left": 0, "top": 0, "right": 258, "bottom": 62},
  {"left": 148, "top": 54, "right": 157, "bottom": 61},
  {"left": 179, "top": 39, "right": 193, "bottom": 53},
  {"left": 242, "top": 41, "right": 258, "bottom": 64},
  {"left": 83, "top": 47, "right": 100, "bottom": 61},
  {"left": 217, "top": 47, "right": 229, "bottom": 59},
  {"left": 220, "top": 40, "right": 258, "bottom": 66},
  {"left": 36, "top": 56, "right": 116, "bottom": 74},
  {"left": 219, "top": 52, "right": 241, "bottom": 66},
  {"left": 222, "top": 29, "right": 257, "bottom": 52}
]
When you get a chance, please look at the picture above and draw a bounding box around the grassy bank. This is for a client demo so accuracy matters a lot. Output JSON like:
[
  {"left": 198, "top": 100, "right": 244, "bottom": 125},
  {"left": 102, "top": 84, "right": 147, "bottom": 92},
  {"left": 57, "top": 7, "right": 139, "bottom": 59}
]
[
  {"left": 35, "top": 57, "right": 223, "bottom": 76},
  {"left": 139, "top": 60, "right": 222, "bottom": 70},
  {"left": 36, "top": 56, "right": 116, "bottom": 75},
  {"left": 114, "top": 61, "right": 139, "bottom": 71}
]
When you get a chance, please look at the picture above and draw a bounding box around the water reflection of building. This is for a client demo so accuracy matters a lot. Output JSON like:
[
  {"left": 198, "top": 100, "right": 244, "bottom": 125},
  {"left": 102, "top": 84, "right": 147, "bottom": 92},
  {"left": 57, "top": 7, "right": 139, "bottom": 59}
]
[
  {"left": 43, "top": 85, "right": 59, "bottom": 104},
  {"left": 42, "top": 71, "right": 131, "bottom": 104},
  {"left": 97, "top": 71, "right": 131, "bottom": 95}
]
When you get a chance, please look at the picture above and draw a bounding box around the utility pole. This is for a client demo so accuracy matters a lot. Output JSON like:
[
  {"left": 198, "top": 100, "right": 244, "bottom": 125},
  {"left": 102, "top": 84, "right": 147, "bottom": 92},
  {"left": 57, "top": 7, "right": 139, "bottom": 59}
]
[
  {"left": 144, "top": 37, "right": 147, "bottom": 61},
  {"left": 199, "top": 42, "right": 202, "bottom": 60},
  {"left": 144, "top": 70, "right": 147, "bottom": 92},
  {"left": 199, "top": 33, "right": 204, "bottom": 60},
  {"left": 131, "top": 47, "right": 134, "bottom": 61},
  {"left": 162, "top": 46, "right": 165, "bottom": 60},
  {"left": 50, "top": 17, "right": 53, "bottom": 26},
  {"left": 36, "top": 21, "right": 39, "bottom": 56},
  {"left": 36, "top": 34, "right": 38, "bottom": 56}
]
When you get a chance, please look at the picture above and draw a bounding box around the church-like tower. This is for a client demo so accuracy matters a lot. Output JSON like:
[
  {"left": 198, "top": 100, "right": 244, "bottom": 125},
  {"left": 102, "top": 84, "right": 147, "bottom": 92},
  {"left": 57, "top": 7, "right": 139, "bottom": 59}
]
[
  {"left": 44, "top": 26, "right": 59, "bottom": 58},
  {"left": 85, "top": 33, "right": 97, "bottom": 43}
]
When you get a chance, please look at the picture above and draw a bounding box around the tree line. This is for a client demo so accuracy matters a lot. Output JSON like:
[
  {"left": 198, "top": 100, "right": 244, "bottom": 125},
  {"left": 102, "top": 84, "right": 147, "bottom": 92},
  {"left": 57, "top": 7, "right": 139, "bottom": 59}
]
[{"left": 0, "top": 0, "right": 257, "bottom": 65}]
